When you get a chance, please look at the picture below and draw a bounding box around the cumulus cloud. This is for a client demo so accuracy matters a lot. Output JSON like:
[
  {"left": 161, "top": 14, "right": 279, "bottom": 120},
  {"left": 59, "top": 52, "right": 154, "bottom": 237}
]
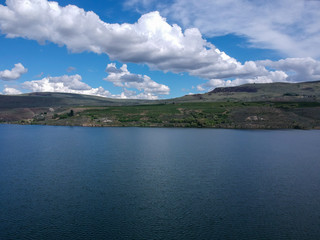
[
  {"left": 21, "top": 74, "right": 113, "bottom": 98},
  {"left": 0, "top": 0, "right": 269, "bottom": 82},
  {"left": 11, "top": 72, "right": 165, "bottom": 100},
  {"left": 2, "top": 87, "right": 22, "bottom": 95},
  {"left": 257, "top": 58, "right": 320, "bottom": 82},
  {"left": 133, "top": 0, "right": 320, "bottom": 58},
  {"left": 0, "top": 63, "right": 28, "bottom": 80},
  {"left": 118, "top": 88, "right": 161, "bottom": 100},
  {"left": 197, "top": 57, "right": 320, "bottom": 91},
  {"left": 197, "top": 71, "right": 288, "bottom": 91},
  {"left": 104, "top": 63, "right": 170, "bottom": 97},
  {"left": 1, "top": 0, "right": 319, "bottom": 95}
]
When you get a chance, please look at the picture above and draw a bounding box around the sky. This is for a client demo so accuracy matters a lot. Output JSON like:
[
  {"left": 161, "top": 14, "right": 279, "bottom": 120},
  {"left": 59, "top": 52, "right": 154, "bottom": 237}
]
[{"left": 0, "top": 0, "right": 320, "bottom": 99}]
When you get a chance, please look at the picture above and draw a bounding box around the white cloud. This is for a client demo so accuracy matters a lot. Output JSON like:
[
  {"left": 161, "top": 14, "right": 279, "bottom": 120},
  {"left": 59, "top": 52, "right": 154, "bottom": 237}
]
[
  {"left": 197, "top": 57, "right": 320, "bottom": 91},
  {"left": 15, "top": 73, "right": 164, "bottom": 100},
  {"left": 257, "top": 58, "right": 320, "bottom": 82},
  {"left": 2, "top": 87, "right": 22, "bottom": 95},
  {"left": 118, "top": 88, "right": 160, "bottom": 100},
  {"left": 0, "top": 63, "right": 28, "bottom": 80},
  {"left": 21, "top": 74, "right": 113, "bottom": 98},
  {"left": 196, "top": 71, "right": 288, "bottom": 91},
  {"left": 136, "top": 0, "right": 320, "bottom": 58},
  {"left": 0, "top": 0, "right": 270, "bottom": 82},
  {"left": 104, "top": 63, "right": 170, "bottom": 97},
  {"left": 1, "top": 0, "right": 319, "bottom": 95}
]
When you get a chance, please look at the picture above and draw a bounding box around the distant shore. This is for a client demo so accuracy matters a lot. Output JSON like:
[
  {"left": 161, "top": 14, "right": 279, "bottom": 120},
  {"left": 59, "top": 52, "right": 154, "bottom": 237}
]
[
  {"left": 1, "top": 81, "right": 320, "bottom": 129},
  {"left": 2, "top": 101, "right": 320, "bottom": 130}
]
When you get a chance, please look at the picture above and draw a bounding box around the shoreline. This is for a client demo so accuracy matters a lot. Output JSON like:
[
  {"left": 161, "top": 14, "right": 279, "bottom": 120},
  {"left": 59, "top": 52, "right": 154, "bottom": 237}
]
[{"left": 1, "top": 122, "right": 319, "bottom": 130}]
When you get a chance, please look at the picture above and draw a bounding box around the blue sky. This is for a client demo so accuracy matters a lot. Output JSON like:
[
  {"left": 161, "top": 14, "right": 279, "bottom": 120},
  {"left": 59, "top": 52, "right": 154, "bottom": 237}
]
[{"left": 0, "top": 0, "right": 320, "bottom": 99}]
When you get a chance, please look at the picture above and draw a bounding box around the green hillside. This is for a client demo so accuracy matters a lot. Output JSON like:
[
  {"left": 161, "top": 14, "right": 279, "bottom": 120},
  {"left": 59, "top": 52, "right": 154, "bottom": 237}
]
[
  {"left": 1, "top": 81, "right": 320, "bottom": 129},
  {"left": 176, "top": 81, "right": 320, "bottom": 103},
  {"left": 0, "top": 92, "right": 151, "bottom": 109}
]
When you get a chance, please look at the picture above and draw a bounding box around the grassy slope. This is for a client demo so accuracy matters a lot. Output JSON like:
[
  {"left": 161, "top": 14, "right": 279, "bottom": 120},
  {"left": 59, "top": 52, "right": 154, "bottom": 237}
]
[
  {"left": 1, "top": 81, "right": 320, "bottom": 129},
  {"left": 0, "top": 92, "right": 152, "bottom": 108},
  {"left": 0, "top": 92, "right": 156, "bottom": 122},
  {"left": 175, "top": 81, "right": 320, "bottom": 103},
  {"left": 35, "top": 102, "right": 320, "bottom": 129}
]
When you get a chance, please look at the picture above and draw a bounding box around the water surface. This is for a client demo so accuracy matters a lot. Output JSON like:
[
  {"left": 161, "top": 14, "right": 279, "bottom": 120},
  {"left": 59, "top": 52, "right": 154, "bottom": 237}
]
[{"left": 1, "top": 125, "right": 320, "bottom": 239}]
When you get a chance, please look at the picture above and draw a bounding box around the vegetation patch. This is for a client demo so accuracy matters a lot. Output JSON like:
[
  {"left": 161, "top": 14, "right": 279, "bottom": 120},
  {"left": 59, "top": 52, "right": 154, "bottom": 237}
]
[{"left": 2, "top": 81, "right": 320, "bottom": 129}]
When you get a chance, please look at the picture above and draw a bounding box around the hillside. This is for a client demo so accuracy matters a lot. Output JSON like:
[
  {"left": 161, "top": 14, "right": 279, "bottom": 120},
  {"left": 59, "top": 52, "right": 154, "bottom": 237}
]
[
  {"left": 176, "top": 81, "right": 320, "bottom": 102},
  {"left": 0, "top": 92, "right": 151, "bottom": 109},
  {"left": 1, "top": 81, "right": 320, "bottom": 129}
]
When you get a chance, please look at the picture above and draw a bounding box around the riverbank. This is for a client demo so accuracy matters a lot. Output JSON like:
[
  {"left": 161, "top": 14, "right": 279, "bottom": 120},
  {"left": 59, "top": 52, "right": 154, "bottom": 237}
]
[{"left": 2, "top": 102, "right": 320, "bottom": 129}]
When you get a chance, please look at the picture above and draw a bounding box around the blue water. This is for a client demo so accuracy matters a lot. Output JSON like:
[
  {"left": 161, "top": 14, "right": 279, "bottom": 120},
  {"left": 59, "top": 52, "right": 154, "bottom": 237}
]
[{"left": 0, "top": 125, "right": 320, "bottom": 239}]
